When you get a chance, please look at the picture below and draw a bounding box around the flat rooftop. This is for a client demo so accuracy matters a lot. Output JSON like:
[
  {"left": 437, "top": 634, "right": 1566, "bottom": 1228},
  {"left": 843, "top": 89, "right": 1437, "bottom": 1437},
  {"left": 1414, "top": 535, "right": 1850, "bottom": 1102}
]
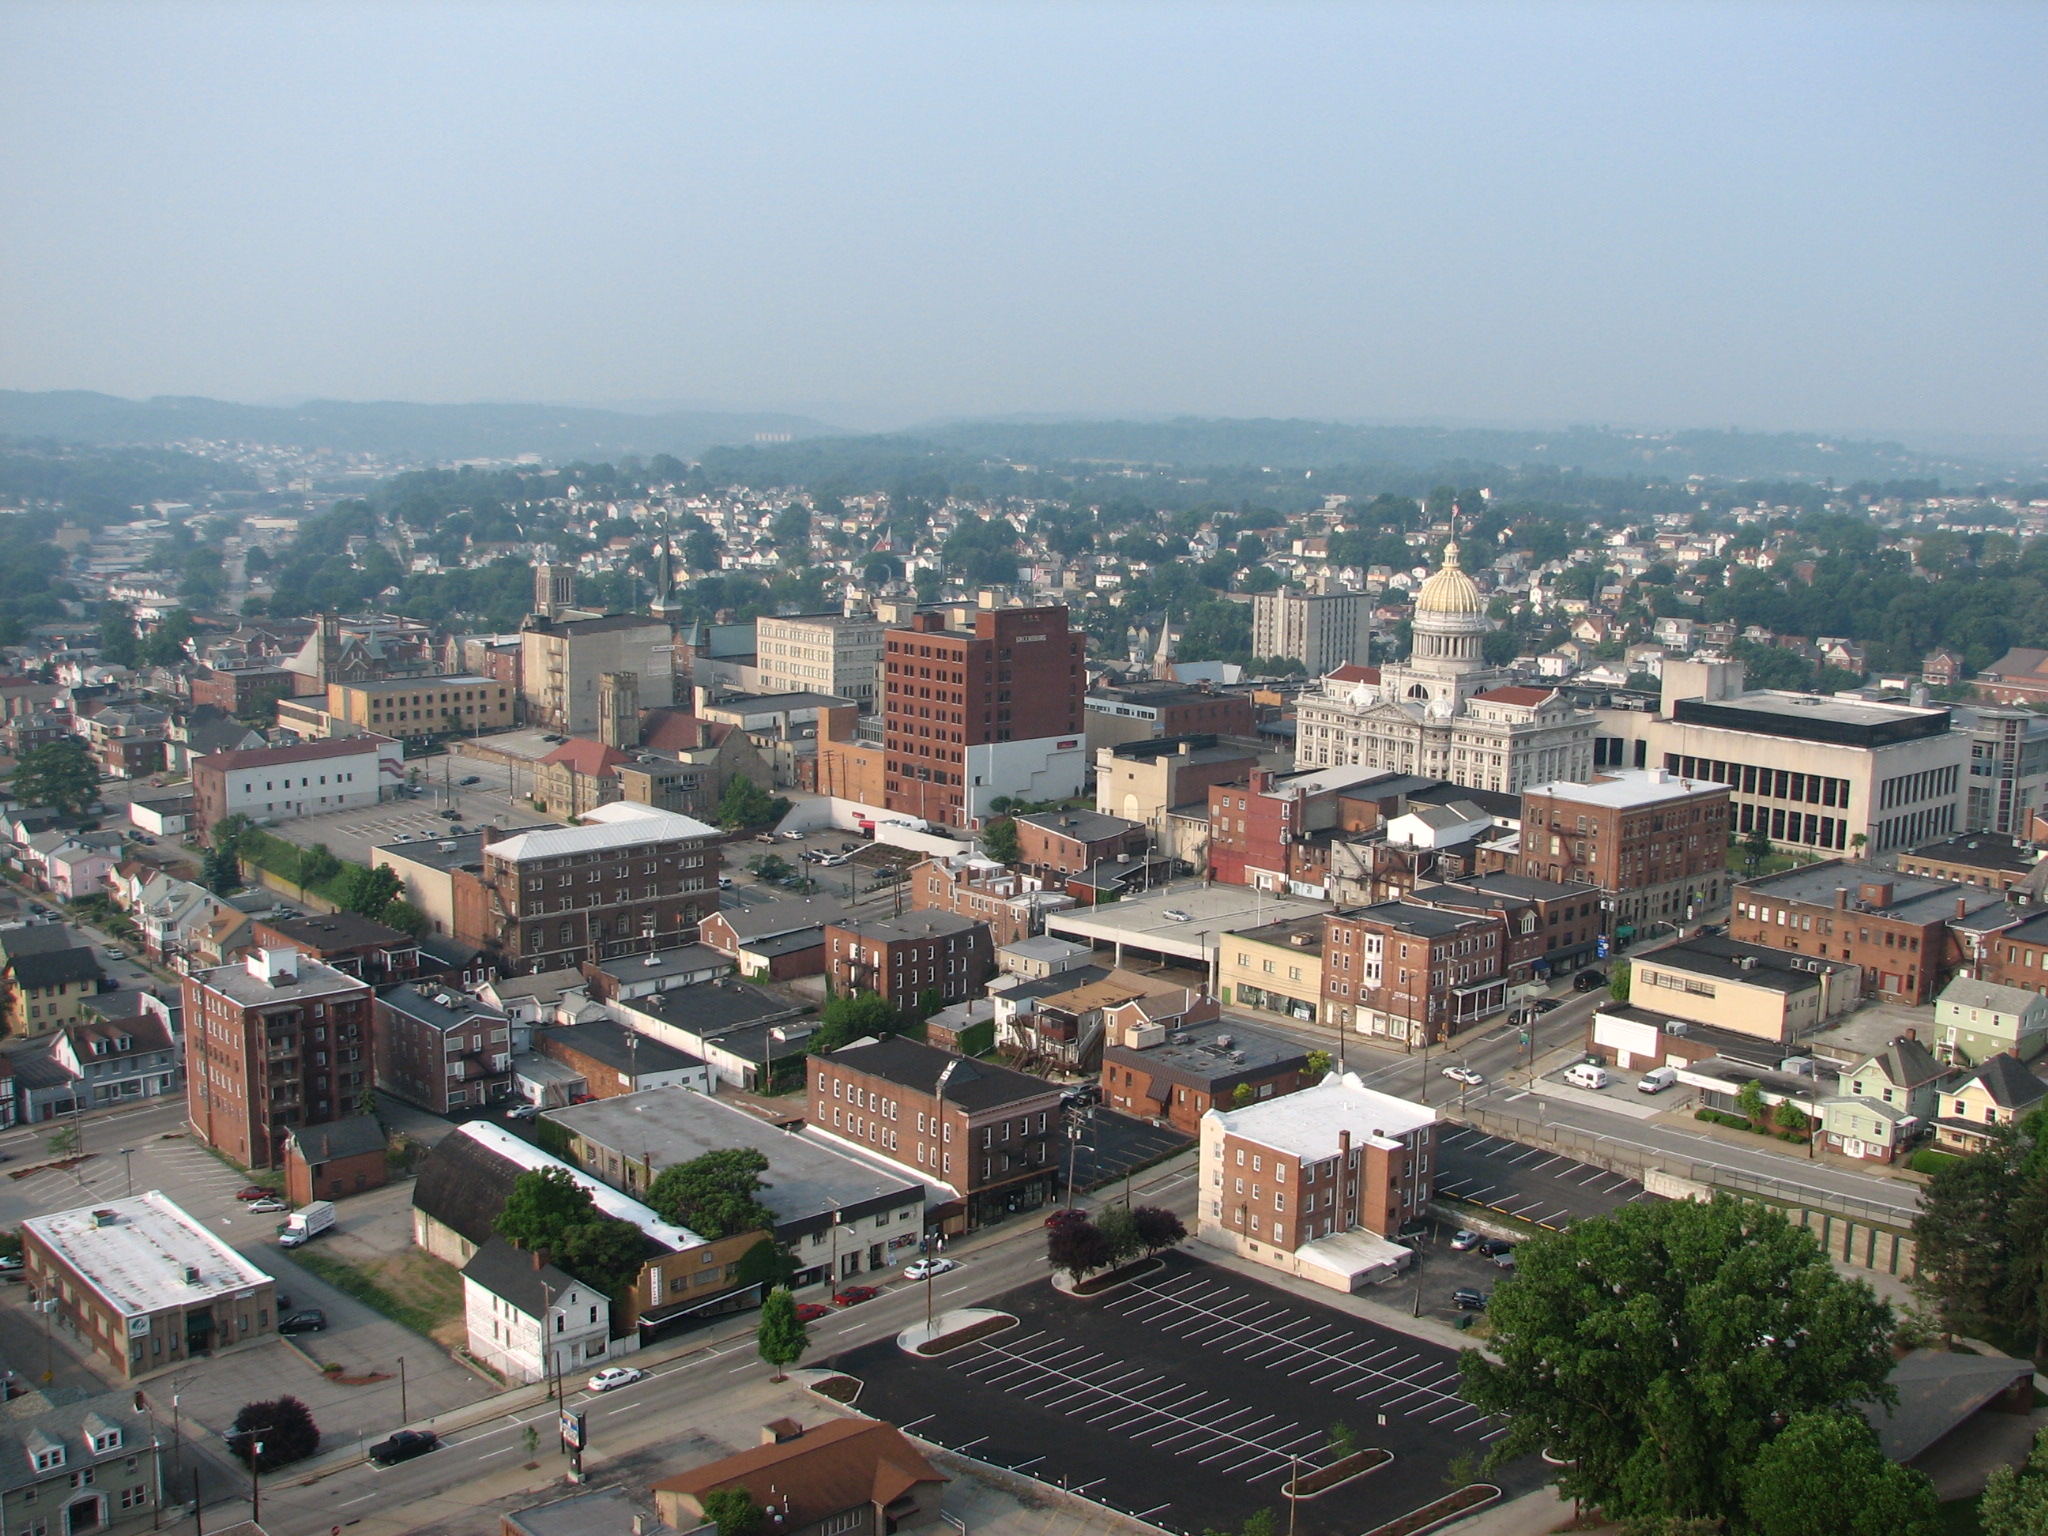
[
  {"left": 1224, "top": 914, "right": 1326, "bottom": 953},
  {"left": 1902, "top": 832, "right": 2039, "bottom": 875},
  {"left": 1106, "top": 1018, "right": 1305, "bottom": 1080},
  {"left": 193, "top": 953, "right": 365, "bottom": 1008},
  {"left": 23, "top": 1191, "right": 274, "bottom": 1317},
  {"left": 1209, "top": 1072, "right": 1435, "bottom": 1157},
  {"left": 1638, "top": 935, "right": 1857, "bottom": 994},
  {"left": 541, "top": 1089, "right": 921, "bottom": 1222},
  {"left": 488, "top": 806, "right": 719, "bottom": 863},
  {"left": 1525, "top": 768, "right": 1728, "bottom": 807},
  {"left": 1047, "top": 885, "right": 1331, "bottom": 959},
  {"left": 1741, "top": 859, "right": 2008, "bottom": 925},
  {"left": 1672, "top": 691, "right": 1950, "bottom": 748}
]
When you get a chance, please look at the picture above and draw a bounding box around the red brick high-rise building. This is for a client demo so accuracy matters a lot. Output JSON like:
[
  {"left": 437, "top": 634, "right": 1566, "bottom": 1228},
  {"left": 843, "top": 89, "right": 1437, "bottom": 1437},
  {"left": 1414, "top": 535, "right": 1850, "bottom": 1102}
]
[{"left": 883, "top": 606, "right": 1085, "bottom": 828}]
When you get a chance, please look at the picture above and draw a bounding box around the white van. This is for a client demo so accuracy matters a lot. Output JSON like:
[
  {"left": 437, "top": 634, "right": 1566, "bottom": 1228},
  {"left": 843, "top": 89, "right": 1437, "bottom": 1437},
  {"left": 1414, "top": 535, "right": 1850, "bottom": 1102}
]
[
  {"left": 1637, "top": 1066, "right": 1679, "bottom": 1094},
  {"left": 1564, "top": 1062, "right": 1610, "bottom": 1090}
]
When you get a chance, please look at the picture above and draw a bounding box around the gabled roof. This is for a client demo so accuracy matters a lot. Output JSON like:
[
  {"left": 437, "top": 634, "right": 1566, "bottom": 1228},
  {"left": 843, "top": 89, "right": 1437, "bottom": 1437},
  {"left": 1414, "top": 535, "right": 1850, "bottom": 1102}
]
[
  {"left": 285, "top": 1115, "right": 388, "bottom": 1164},
  {"left": 651, "top": 1419, "right": 946, "bottom": 1530},
  {"left": 825, "top": 1036, "right": 1060, "bottom": 1112},
  {"left": 1954, "top": 1053, "right": 2047, "bottom": 1110},
  {"left": 1937, "top": 976, "right": 2044, "bottom": 1016},
  {"left": 539, "top": 738, "right": 631, "bottom": 777},
  {"left": 462, "top": 1235, "right": 597, "bottom": 1318},
  {"left": 9, "top": 948, "right": 102, "bottom": 989},
  {"left": 1849, "top": 1035, "right": 1947, "bottom": 1090}
]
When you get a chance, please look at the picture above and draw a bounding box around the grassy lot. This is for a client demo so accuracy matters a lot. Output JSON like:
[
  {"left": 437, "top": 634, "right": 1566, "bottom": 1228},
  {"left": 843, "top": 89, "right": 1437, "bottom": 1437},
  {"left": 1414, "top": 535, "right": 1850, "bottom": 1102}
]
[{"left": 291, "top": 1246, "right": 467, "bottom": 1348}]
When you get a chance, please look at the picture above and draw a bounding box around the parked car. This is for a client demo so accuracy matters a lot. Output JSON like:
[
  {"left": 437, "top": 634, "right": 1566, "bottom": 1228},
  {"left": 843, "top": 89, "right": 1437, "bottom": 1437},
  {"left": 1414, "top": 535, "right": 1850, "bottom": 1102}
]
[
  {"left": 505, "top": 1104, "right": 539, "bottom": 1120},
  {"left": 1530, "top": 997, "right": 1563, "bottom": 1014},
  {"left": 438, "top": 808, "right": 462, "bottom": 821},
  {"left": 246, "top": 1197, "right": 287, "bottom": 1214},
  {"left": 832, "top": 1285, "right": 881, "bottom": 1307},
  {"left": 1573, "top": 970, "right": 1608, "bottom": 993},
  {"left": 1162, "top": 909, "right": 1194, "bottom": 923},
  {"left": 103, "top": 949, "right": 125, "bottom": 961},
  {"left": 368, "top": 1430, "right": 438, "bottom": 1467},
  {"left": 779, "top": 829, "right": 805, "bottom": 841},
  {"left": 1637, "top": 1066, "right": 1679, "bottom": 1094},
  {"left": 1492, "top": 1248, "right": 1518, "bottom": 1270},
  {"left": 794, "top": 1302, "right": 832, "bottom": 1323},
  {"left": 903, "top": 1257, "right": 956, "bottom": 1281},
  {"left": 1563, "top": 1062, "right": 1610, "bottom": 1090},
  {"left": 458, "top": 775, "right": 481, "bottom": 786},
  {"left": 1061, "top": 1083, "right": 1101, "bottom": 1107},
  {"left": 755, "top": 832, "right": 777, "bottom": 844},
  {"left": 235, "top": 1186, "right": 273, "bottom": 1202},
  {"left": 1452, "top": 1289, "right": 1489, "bottom": 1311},
  {"left": 277, "top": 1310, "right": 327, "bottom": 1335},
  {"left": 1478, "top": 1239, "right": 1513, "bottom": 1258},
  {"left": 718, "top": 876, "right": 734, "bottom": 889},
  {"left": 0, "top": 1255, "right": 23, "bottom": 1273},
  {"left": 1450, "top": 1230, "right": 1481, "bottom": 1252},
  {"left": 586, "top": 1366, "right": 644, "bottom": 1393},
  {"left": 1441, "top": 1065, "right": 1484, "bottom": 1086}
]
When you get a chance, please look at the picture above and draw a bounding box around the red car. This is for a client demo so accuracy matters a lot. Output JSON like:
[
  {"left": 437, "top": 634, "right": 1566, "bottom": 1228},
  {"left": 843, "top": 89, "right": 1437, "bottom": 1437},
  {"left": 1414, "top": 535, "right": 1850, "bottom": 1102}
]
[
  {"left": 794, "top": 1302, "right": 831, "bottom": 1323},
  {"left": 235, "top": 1187, "right": 272, "bottom": 1202},
  {"left": 832, "top": 1285, "right": 881, "bottom": 1307},
  {"left": 1045, "top": 1207, "right": 1085, "bottom": 1229}
]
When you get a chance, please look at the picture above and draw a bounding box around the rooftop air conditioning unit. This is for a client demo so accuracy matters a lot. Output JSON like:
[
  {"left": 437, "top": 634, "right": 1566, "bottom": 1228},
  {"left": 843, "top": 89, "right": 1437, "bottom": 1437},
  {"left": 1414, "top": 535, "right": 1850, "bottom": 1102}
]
[
  {"left": 1663, "top": 1020, "right": 1689, "bottom": 1035},
  {"left": 1215, "top": 1033, "right": 1234, "bottom": 1048}
]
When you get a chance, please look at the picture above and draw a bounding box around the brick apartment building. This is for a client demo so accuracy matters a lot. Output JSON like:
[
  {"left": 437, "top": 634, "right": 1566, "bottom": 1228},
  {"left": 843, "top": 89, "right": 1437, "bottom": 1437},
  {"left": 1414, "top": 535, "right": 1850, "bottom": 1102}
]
[
  {"left": 1010, "top": 810, "right": 1147, "bottom": 880},
  {"left": 1321, "top": 901, "right": 1508, "bottom": 1047},
  {"left": 809, "top": 1036, "right": 1064, "bottom": 1227},
  {"left": 1520, "top": 768, "right": 1732, "bottom": 936},
  {"left": 183, "top": 947, "right": 375, "bottom": 1170},
  {"left": 910, "top": 856, "right": 1045, "bottom": 948},
  {"left": 251, "top": 911, "right": 422, "bottom": 987},
  {"left": 283, "top": 1116, "right": 390, "bottom": 1205},
  {"left": 451, "top": 804, "right": 721, "bottom": 973},
  {"left": 1100, "top": 1009, "right": 1304, "bottom": 1135},
  {"left": 882, "top": 605, "right": 1085, "bottom": 828},
  {"left": 823, "top": 912, "right": 992, "bottom": 1012},
  {"left": 1198, "top": 1073, "right": 1438, "bottom": 1292},
  {"left": 1731, "top": 861, "right": 2005, "bottom": 1005},
  {"left": 1407, "top": 872, "right": 1605, "bottom": 984},
  {"left": 1895, "top": 832, "right": 2040, "bottom": 893},
  {"left": 374, "top": 982, "right": 513, "bottom": 1114}
]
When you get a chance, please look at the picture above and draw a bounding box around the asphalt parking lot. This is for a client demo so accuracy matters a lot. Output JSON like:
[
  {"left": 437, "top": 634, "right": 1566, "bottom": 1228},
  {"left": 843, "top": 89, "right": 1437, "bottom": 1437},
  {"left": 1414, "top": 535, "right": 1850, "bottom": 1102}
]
[
  {"left": 1066, "top": 1108, "right": 1194, "bottom": 1194},
  {"left": 1434, "top": 1124, "right": 1649, "bottom": 1230},
  {"left": 832, "top": 1251, "right": 1541, "bottom": 1536}
]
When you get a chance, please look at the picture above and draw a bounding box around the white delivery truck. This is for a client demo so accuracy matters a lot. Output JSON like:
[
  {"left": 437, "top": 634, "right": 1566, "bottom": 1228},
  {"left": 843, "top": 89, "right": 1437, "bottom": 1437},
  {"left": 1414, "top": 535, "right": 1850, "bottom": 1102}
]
[
  {"left": 1637, "top": 1066, "right": 1679, "bottom": 1094},
  {"left": 279, "top": 1200, "right": 336, "bottom": 1248}
]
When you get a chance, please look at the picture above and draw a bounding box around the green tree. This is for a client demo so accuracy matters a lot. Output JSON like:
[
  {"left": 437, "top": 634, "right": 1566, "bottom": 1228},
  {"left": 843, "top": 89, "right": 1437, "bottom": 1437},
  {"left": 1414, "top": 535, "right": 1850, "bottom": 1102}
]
[
  {"left": 356, "top": 1085, "right": 382, "bottom": 1124},
  {"left": 1609, "top": 960, "right": 1631, "bottom": 1003},
  {"left": 228, "top": 1396, "right": 320, "bottom": 1471},
  {"left": 735, "top": 1237, "right": 799, "bottom": 1291},
  {"left": 1232, "top": 1083, "right": 1255, "bottom": 1108},
  {"left": 1772, "top": 1100, "right": 1810, "bottom": 1136},
  {"left": 645, "top": 1149, "right": 775, "bottom": 1239},
  {"left": 1909, "top": 1121, "right": 2048, "bottom": 1347},
  {"left": 755, "top": 1286, "right": 809, "bottom": 1381},
  {"left": 14, "top": 739, "right": 97, "bottom": 817},
  {"left": 747, "top": 853, "right": 793, "bottom": 882},
  {"left": 1982, "top": 1423, "right": 2048, "bottom": 1536},
  {"left": 553, "top": 1216, "right": 649, "bottom": 1299},
  {"left": 699, "top": 1490, "right": 764, "bottom": 1536},
  {"left": 809, "top": 990, "right": 902, "bottom": 1053},
  {"left": 202, "top": 840, "right": 243, "bottom": 895},
  {"left": 98, "top": 603, "right": 139, "bottom": 667},
  {"left": 1304, "top": 1050, "right": 1331, "bottom": 1079},
  {"left": 495, "top": 1166, "right": 598, "bottom": 1250},
  {"left": 1240, "top": 1511, "right": 1278, "bottom": 1536},
  {"left": 1736, "top": 1079, "right": 1768, "bottom": 1127},
  {"left": 718, "top": 775, "right": 788, "bottom": 830},
  {"left": 771, "top": 505, "right": 811, "bottom": 555},
  {"left": 381, "top": 899, "right": 428, "bottom": 937},
  {"left": 914, "top": 987, "right": 943, "bottom": 1020},
  {"left": 981, "top": 817, "right": 1021, "bottom": 865},
  {"left": 912, "top": 566, "right": 943, "bottom": 603},
  {"left": 683, "top": 527, "right": 722, "bottom": 572},
  {"left": 1738, "top": 1410, "right": 1938, "bottom": 1536},
  {"left": 1744, "top": 824, "right": 1773, "bottom": 870},
  {"left": 1096, "top": 1204, "right": 1141, "bottom": 1268},
  {"left": 1458, "top": 1195, "right": 1895, "bottom": 1527},
  {"left": 334, "top": 863, "right": 402, "bottom": 920},
  {"left": 47, "top": 1123, "right": 78, "bottom": 1157}
]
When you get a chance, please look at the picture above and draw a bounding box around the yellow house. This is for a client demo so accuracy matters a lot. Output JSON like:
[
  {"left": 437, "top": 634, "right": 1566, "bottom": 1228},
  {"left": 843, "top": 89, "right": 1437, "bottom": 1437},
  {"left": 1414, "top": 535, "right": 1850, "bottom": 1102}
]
[
  {"left": 1934, "top": 1055, "right": 2047, "bottom": 1152},
  {"left": 1220, "top": 915, "right": 1325, "bottom": 1025},
  {"left": 3, "top": 944, "right": 103, "bottom": 1039}
]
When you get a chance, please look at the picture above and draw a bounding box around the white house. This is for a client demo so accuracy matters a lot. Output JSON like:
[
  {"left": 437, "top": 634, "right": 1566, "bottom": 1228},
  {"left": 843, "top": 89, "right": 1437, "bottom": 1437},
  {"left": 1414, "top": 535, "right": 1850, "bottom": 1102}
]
[{"left": 461, "top": 1235, "right": 620, "bottom": 1386}]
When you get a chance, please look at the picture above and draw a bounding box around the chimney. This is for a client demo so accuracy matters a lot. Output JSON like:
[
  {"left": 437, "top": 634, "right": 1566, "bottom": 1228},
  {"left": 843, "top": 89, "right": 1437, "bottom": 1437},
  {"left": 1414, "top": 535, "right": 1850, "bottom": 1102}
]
[
  {"left": 1178, "top": 740, "right": 1192, "bottom": 755},
  {"left": 1834, "top": 887, "right": 1848, "bottom": 910},
  {"left": 1904, "top": 1028, "right": 1917, "bottom": 1042},
  {"left": 480, "top": 823, "right": 503, "bottom": 848},
  {"left": 1957, "top": 897, "right": 1969, "bottom": 921},
  {"left": 1338, "top": 1129, "right": 1351, "bottom": 1157}
]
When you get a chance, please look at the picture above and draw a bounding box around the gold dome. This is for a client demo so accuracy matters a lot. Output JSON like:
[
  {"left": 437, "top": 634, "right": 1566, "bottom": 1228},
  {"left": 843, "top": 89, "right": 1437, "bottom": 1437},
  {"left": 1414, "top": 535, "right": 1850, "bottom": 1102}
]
[{"left": 1414, "top": 539, "right": 1485, "bottom": 617}]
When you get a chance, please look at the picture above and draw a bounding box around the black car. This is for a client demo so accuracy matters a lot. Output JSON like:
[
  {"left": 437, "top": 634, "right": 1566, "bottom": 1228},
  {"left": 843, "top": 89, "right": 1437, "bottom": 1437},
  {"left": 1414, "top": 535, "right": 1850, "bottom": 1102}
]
[
  {"left": 1478, "top": 1238, "right": 1514, "bottom": 1258},
  {"left": 458, "top": 775, "right": 481, "bottom": 786},
  {"left": 277, "top": 1309, "right": 327, "bottom": 1335},
  {"left": 438, "top": 809, "right": 462, "bottom": 821},
  {"left": 367, "top": 1430, "right": 438, "bottom": 1467},
  {"left": 1573, "top": 970, "right": 1608, "bottom": 993},
  {"left": 1530, "top": 997, "right": 1563, "bottom": 1014},
  {"left": 1452, "top": 1288, "right": 1489, "bottom": 1311}
]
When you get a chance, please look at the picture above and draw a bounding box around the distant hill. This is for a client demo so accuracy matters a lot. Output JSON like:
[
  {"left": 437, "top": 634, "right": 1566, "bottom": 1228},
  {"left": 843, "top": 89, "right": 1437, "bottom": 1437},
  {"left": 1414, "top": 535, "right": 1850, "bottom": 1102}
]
[
  {"left": 906, "top": 416, "right": 2041, "bottom": 484},
  {"left": 0, "top": 391, "right": 843, "bottom": 465}
]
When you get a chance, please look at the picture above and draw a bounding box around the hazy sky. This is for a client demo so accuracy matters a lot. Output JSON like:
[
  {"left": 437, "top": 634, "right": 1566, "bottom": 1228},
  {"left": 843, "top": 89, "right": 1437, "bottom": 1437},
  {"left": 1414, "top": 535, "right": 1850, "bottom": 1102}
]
[{"left": 3, "top": 2, "right": 2043, "bottom": 438}]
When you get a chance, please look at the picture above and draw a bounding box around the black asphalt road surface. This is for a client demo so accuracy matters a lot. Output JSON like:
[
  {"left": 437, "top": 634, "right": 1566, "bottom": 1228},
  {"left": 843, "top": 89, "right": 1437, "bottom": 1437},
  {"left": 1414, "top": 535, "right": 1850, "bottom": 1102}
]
[
  {"left": 830, "top": 1251, "right": 1541, "bottom": 1536},
  {"left": 1065, "top": 1109, "right": 1192, "bottom": 1194},
  {"left": 1434, "top": 1124, "right": 1649, "bottom": 1229}
]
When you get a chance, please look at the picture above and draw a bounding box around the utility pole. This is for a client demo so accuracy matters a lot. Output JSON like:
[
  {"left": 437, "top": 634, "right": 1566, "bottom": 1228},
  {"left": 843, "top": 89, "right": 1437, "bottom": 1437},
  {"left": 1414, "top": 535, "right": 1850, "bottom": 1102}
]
[{"left": 397, "top": 1356, "right": 407, "bottom": 1423}]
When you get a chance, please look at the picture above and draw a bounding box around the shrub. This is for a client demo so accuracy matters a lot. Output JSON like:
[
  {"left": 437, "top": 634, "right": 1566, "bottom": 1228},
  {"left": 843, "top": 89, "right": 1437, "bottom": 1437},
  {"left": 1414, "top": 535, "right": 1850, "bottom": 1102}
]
[{"left": 1908, "top": 1147, "right": 1964, "bottom": 1175}]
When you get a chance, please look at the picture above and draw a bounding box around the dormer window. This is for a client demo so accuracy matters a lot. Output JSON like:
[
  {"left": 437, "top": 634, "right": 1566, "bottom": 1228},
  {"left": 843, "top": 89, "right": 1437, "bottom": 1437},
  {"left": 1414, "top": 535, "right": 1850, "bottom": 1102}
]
[
  {"left": 27, "top": 1432, "right": 64, "bottom": 1471},
  {"left": 91, "top": 1040, "right": 109, "bottom": 1056},
  {"left": 90, "top": 1430, "right": 120, "bottom": 1453}
]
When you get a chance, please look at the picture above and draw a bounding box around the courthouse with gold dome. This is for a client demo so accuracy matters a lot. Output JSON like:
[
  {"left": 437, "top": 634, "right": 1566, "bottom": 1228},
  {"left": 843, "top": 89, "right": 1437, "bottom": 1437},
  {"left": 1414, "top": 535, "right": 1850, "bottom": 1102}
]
[{"left": 1292, "top": 540, "right": 1596, "bottom": 793}]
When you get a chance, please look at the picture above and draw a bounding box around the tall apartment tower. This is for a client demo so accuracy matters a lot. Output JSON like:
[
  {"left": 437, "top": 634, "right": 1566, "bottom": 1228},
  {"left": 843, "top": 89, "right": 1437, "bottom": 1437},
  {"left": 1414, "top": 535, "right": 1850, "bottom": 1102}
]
[
  {"left": 1251, "top": 586, "right": 1373, "bottom": 674},
  {"left": 534, "top": 564, "right": 577, "bottom": 619},
  {"left": 882, "top": 604, "right": 1086, "bottom": 828},
  {"left": 599, "top": 671, "right": 641, "bottom": 750},
  {"left": 183, "top": 948, "right": 376, "bottom": 1170}
]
